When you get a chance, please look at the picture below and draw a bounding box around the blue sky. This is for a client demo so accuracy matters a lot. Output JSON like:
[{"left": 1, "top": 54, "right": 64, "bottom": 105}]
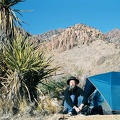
[{"left": 14, "top": 0, "right": 120, "bottom": 35}]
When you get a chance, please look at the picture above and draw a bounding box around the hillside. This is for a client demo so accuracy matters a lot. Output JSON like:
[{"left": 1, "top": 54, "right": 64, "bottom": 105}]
[{"left": 30, "top": 24, "right": 120, "bottom": 81}]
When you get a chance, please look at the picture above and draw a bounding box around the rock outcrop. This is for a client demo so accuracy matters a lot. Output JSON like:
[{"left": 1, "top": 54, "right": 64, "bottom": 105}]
[
  {"left": 31, "top": 24, "right": 105, "bottom": 52},
  {"left": 39, "top": 24, "right": 105, "bottom": 52}
]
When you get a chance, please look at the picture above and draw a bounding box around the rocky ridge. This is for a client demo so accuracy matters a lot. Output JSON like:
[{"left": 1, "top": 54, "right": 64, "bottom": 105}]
[
  {"left": 31, "top": 24, "right": 120, "bottom": 51},
  {"left": 105, "top": 28, "right": 120, "bottom": 45},
  {"left": 32, "top": 24, "right": 105, "bottom": 52},
  {"left": 32, "top": 29, "right": 64, "bottom": 42}
]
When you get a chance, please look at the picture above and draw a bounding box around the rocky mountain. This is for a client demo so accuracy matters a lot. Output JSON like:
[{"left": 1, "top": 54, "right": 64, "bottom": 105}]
[
  {"left": 30, "top": 24, "right": 120, "bottom": 81},
  {"left": 31, "top": 24, "right": 120, "bottom": 51},
  {"left": 32, "top": 24, "right": 105, "bottom": 52},
  {"left": 105, "top": 28, "right": 120, "bottom": 43},
  {"left": 31, "top": 29, "right": 64, "bottom": 43}
]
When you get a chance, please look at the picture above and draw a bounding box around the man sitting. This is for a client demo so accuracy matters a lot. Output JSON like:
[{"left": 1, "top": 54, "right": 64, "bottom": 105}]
[{"left": 63, "top": 76, "right": 87, "bottom": 116}]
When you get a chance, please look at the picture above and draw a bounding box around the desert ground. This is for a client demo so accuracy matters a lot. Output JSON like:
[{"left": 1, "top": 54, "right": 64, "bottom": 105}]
[{"left": 46, "top": 114, "right": 120, "bottom": 120}]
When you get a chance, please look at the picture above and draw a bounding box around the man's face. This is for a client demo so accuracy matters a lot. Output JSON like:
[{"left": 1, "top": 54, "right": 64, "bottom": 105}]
[{"left": 69, "top": 80, "right": 76, "bottom": 88}]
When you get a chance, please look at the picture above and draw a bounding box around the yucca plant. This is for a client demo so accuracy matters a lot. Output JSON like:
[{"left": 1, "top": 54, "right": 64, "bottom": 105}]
[
  {"left": 0, "top": 0, "right": 24, "bottom": 38},
  {"left": 0, "top": 32, "right": 57, "bottom": 112}
]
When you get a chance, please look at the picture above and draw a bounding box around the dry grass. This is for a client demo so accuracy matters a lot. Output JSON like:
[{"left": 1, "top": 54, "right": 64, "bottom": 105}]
[
  {"left": 37, "top": 96, "right": 59, "bottom": 114},
  {"left": 0, "top": 98, "right": 13, "bottom": 114},
  {"left": 19, "top": 97, "right": 28, "bottom": 113}
]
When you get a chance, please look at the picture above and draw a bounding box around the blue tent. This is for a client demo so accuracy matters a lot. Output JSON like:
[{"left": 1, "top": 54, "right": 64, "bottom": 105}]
[{"left": 84, "top": 71, "right": 120, "bottom": 114}]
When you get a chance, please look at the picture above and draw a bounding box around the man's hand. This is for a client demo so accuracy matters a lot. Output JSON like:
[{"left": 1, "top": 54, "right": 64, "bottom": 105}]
[
  {"left": 79, "top": 104, "right": 84, "bottom": 111},
  {"left": 73, "top": 106, "right": 80, "bottom": 113}
]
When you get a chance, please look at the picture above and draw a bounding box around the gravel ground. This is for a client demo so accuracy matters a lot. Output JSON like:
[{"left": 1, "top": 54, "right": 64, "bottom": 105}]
[
  {"left": 45, "top": 114, "right": 120, "bottom": 120},
  {"left": 1, "top": 114, "right": 120, "bottom": 120}
]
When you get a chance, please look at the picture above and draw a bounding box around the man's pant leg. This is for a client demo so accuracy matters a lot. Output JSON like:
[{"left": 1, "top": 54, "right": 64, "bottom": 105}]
[
  {"left": 77, "top": 95, "right": 83, "bottom": 107},
  {"left": 64, "top": 95, "right": 75, "bottom": 113}
]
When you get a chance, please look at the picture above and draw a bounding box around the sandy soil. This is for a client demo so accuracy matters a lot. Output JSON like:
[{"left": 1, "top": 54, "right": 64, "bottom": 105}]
[{"left": 46, "top": 114, "right": 120, "bottom": 120}]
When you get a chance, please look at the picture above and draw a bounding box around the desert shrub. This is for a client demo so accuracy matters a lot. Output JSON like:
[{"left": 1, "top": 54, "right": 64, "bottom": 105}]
[
  {"left": 0, "top": 32, "right": 57, "bottom": 114},
  {"left": 37, "top": 76, "right": 68, "bottom": 99},
  {"left": 35, "top": 76, "right": 69, "bottom": 114}
]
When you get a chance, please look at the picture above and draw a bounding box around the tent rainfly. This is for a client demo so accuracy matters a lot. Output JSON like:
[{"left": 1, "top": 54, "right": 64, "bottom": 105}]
[{"left": 84, "top": 71, "right": 120, "bottom": 114}]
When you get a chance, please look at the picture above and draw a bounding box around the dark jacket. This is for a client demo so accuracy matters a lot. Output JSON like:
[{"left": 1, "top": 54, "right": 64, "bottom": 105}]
[{"left": 64, "top": 86, "right": 87, "bottom": 108}]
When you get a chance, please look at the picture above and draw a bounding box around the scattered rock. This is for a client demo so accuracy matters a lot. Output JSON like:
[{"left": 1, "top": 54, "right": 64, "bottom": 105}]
[{"left": 97, "top": 56, "right": 106, "bottom": 65}]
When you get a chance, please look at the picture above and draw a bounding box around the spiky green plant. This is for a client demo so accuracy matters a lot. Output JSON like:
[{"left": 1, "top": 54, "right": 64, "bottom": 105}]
[
  {"left": 0, "top": 0, "right": 24, "bottom": 38},
  {"left": 0, "top": 32, "right": 57, "bottom": 111}
]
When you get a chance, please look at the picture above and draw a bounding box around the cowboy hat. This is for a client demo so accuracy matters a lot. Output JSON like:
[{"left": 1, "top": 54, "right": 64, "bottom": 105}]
[{"left": 67, "top": 76, "right": 79, "bottom": 85}]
